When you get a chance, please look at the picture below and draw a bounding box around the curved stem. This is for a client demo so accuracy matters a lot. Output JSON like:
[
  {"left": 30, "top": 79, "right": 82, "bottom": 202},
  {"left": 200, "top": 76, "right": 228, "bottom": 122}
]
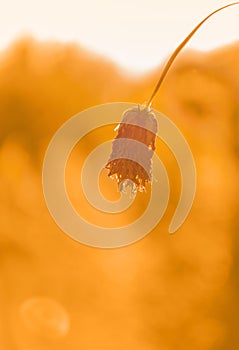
[{"left": 146, "top": 2, "right": 239, "bottom": 107}]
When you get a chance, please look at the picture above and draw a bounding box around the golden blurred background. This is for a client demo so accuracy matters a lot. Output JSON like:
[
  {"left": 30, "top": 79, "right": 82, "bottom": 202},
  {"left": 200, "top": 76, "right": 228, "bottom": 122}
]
[{"left": 0, "top": 35, "right": 239, "bottom": 349}]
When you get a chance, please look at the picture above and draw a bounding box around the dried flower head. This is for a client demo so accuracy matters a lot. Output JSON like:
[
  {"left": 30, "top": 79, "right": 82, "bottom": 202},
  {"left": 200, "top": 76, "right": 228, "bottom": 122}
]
[{"left": 105, "top": 106, "right": 158, "bottom": 194}]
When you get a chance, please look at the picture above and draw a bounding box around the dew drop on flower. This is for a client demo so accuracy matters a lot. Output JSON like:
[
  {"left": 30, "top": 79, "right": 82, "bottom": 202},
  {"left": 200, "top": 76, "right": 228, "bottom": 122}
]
[{"left": 119, "top": 179, "right": 137, "bottom": 199}]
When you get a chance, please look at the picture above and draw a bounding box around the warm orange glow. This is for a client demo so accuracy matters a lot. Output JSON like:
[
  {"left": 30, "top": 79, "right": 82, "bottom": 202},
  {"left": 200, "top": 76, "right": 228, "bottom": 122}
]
[
  {"left": 0, "top": 0, "right": 239, "bottom": 72},
  {"left": 0, "top": 38, "right": 239, "bottom": 349}
]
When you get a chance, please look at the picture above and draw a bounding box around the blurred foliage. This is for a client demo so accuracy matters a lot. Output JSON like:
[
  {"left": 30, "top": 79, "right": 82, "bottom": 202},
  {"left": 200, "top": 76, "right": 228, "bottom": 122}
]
[{"left": 0, "top": 38, "right": 239, "bottom": 349}]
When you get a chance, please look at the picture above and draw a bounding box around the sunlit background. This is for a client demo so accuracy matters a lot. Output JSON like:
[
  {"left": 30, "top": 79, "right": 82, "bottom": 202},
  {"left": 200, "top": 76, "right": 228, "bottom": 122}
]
[
  {"left": 0, "top": 0, "right": 239, "bottom": 349},
  {"left": 0, "top": 0, "right": 239, "bottom": 72}
]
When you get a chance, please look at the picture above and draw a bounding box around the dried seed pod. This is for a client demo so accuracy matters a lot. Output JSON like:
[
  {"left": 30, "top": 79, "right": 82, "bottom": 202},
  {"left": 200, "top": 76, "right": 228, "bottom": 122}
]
[{"left": 105, "top": 106, "right": 158, "bottom": 193}]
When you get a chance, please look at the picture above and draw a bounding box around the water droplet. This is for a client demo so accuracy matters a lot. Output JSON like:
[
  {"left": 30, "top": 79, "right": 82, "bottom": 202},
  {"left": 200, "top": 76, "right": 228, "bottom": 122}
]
[
  {"left": 118, "top": 179, "right": 137, "bottom": 199},
  {"left": 20, "top": 297, "right": 70, "bottom": 339}
]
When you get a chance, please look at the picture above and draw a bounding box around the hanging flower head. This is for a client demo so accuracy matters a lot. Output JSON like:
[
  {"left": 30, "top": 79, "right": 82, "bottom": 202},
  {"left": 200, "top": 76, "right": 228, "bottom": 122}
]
[{"left": 105, "top": 106, "right": 158, "bottom": 194}]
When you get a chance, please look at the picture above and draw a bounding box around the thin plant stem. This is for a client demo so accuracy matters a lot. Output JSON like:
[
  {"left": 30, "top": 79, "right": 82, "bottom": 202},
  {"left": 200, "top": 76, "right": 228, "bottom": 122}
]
[{"left": 146, "top": 2, "right": 239, "bottom": 107}]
